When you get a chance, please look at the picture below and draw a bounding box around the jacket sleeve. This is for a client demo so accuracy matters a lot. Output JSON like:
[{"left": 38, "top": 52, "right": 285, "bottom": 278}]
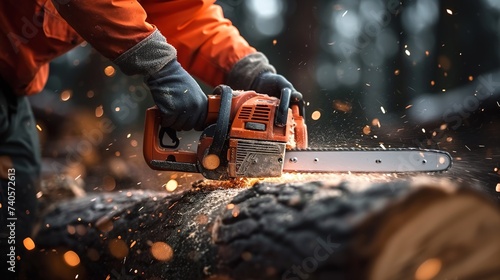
[
  {"left": 141, "top": 0, "right": 257, "bottom": 86},
  {"left": 52, "top": 0, "right": 259, "bottom": 84},
  {"left": 51, "top": 0, "right": 175, "bottom": 76}
]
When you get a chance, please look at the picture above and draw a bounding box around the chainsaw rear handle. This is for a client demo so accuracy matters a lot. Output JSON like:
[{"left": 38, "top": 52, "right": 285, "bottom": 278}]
[{"left": 143, "top": 85, "right": 250, "bottom": 172}]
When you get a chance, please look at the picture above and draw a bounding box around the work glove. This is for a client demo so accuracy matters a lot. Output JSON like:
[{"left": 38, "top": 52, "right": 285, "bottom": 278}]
[
  {"left": 113, "top": 30, "right": 207, "bottom": 131},
  {"left": 146, "top": 59, "right": 208, "bottom": 131},
  {"left": 226, "top": 52, "right": 303, "bottom": 103},
  {"left": 250, "top": 72, "right": 303, "bottom": 103}
]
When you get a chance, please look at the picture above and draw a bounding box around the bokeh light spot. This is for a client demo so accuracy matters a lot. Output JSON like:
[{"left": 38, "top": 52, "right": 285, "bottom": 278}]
[
  {"left": 108, "top": 239, "right": 129, "bottom": 259},
  {"left": 60, "top": 90, "right": 72, "bottom": 101},
  {"left": 311, "top": 111, "right": 321, "bottom": 121},
  {"left": 23, "top": 237, "right": 35, "bottom": 251},
  {"left": 164, "top": 180, "right": 178, "bottom": 192},
  {"left": 104, "top": 66, "right": 116, "bottom": 77},
  {"left": 150, "top": 242, "right": 174, "bottom": 262},
  {"left": 95, "top": 105, "right": 104, "bottom": 118},
  {"left": 63, "top": 250, "right": 81, "bottom": 267},
  {"left": 363, "top": 125, "right": 371, "bottom": 135},
  {"left": 415, "top": 258, "right": 442, "bottom": 280}
]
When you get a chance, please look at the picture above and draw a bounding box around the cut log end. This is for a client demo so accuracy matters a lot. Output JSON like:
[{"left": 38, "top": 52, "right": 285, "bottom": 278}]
[{"left": 365, "top": 187, "right": 500, "bottom": 280}]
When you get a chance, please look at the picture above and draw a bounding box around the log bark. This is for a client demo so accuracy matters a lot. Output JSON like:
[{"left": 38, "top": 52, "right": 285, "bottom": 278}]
[{"left": 26, "top": 177, "right": 500, "bottom": 280}]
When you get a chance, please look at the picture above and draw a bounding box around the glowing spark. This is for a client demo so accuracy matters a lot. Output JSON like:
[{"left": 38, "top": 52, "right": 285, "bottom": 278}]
[
  {"left": 127, "top": 133, "right": 131, "bottom": 138},
  {"left": 380, "top": 106, "right": 386, "bottom": 114},
  {"left": 272, "top": 39, "right": 277, "bottom": 45},
  {"left": 36, "top": 124, "right": 42, "bottom": 131},
  {"left": 422, "top": 128, "right": 426, "bottom": 133},
  {"left": 342, "top": 10, "right": 348, "bottom": 17},
  {"left": 496, "top": 183, "right": 500, "bottom": 193},
  {"left": 379, "top": 143, "right": 386, "bottom": 150},
  {"left": 75, "top": 174, "right": 81, "bottom": 180},
  {"left": 446, "top": 9, "right": 453, "bottom": 15},
  {"left": 394, "top": 69, "right": 400, "bottom": 75},
  {"left": 405, "top": 104, "right": 412, "bottom": 109},
  {"left": 405, "top": 49, "right": 411, "bottom": 56},
  {"left": 332, "top": 100, "right": 352, "bottom": 112}
]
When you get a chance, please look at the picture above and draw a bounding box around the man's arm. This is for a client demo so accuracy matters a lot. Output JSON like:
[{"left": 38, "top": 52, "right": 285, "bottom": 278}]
[
  {"left": 140, "top": 0, "right": 259, "bottom": 86},
  {"left": 51, "top": 0, "right": 173, "bottom": 76},
  {"left": 142, "top": 0, "right": 301, "bottom": 101}
]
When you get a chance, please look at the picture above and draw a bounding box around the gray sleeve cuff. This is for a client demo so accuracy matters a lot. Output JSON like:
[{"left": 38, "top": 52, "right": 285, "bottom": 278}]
[
  {"left": 113, "top": 29, "right": 177, "bottom": 76},
  {"left": 226, "top": 52, "right": 276, "bottom": 90}
]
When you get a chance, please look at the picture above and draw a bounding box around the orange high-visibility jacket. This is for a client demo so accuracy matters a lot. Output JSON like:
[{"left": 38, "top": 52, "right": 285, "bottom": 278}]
[{"left": 0, "top": 0, "right": 256, "bottom": 95}]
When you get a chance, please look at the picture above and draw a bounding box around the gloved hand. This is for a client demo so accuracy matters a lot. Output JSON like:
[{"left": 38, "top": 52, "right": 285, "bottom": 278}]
[
  {"left": 146, "top": 59, "right": 208, "bottom": 131},
  {"left": 250, "top": 71, "right": 303, "bottom": 103},
  {"left": 226, "top": 52, "right": 303, "bottom": 103}
]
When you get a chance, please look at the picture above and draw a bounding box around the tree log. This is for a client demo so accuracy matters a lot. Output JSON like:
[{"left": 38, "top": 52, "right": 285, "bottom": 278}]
[{"left": 26, "top": 177, "right": 500, "bottom": 280}]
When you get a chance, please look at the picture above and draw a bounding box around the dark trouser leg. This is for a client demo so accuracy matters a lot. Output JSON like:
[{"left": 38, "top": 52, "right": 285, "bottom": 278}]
[{"left": 0, "top": 80, "right": 41, "bottom": 279}]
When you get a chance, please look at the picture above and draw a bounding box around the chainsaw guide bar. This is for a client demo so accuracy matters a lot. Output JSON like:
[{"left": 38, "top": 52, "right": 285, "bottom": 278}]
[{"left": 283, "top": 148, "right": 452, "bottom": 173}]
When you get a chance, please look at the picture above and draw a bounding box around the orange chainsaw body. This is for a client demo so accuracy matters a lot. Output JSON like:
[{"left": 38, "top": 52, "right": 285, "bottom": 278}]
[{"left": 143, "top": 86, "right": 307, "bottom": 180}]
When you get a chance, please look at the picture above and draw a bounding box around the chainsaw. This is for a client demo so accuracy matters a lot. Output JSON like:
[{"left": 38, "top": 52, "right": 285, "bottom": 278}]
[{"left": 143, "top": 85, "right": 452, "bottom": 180}]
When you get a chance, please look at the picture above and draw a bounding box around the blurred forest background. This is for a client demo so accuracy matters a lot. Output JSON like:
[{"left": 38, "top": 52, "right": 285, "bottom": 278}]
[{"left": 30, "top": 0, "right": 500, "bottom": 205}]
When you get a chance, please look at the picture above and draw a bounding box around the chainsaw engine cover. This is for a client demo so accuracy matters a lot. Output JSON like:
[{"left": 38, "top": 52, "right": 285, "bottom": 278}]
[{"left": 227, "top": 138, "right": 286, "bottom": 178}]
